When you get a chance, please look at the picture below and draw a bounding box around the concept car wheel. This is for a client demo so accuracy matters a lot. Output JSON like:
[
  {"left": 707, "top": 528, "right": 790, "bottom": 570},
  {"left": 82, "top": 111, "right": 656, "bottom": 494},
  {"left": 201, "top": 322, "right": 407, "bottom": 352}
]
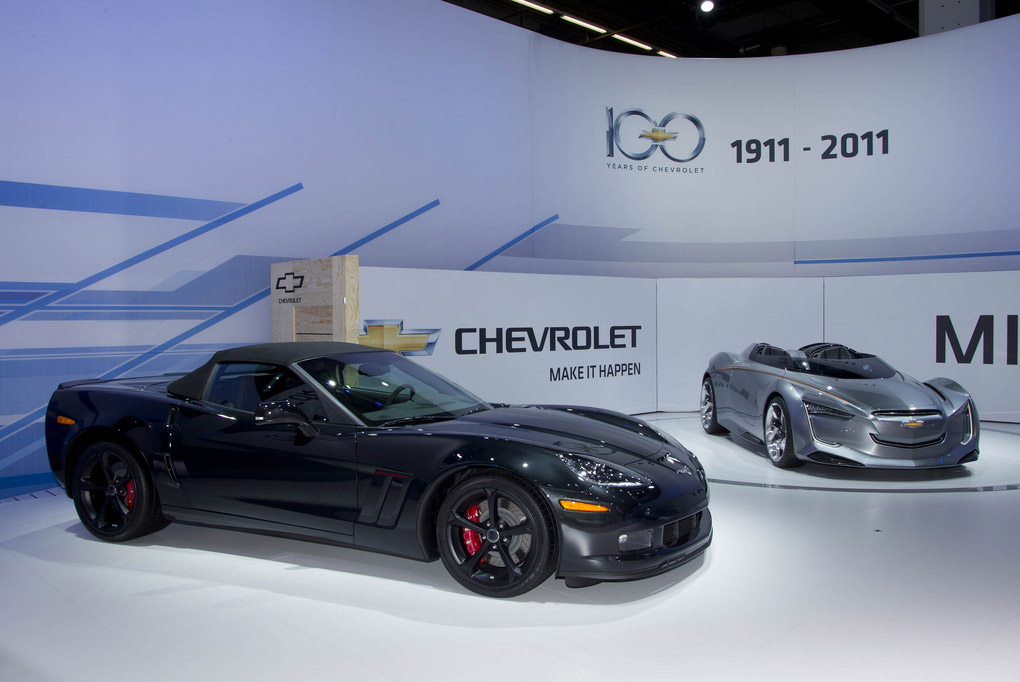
[
  {"left": 437, "top": 474, "right": 556, "bottom": 598},
  {"left": 71, "top": 441, "right": 165, "bottom": 542},
  {"left": 764, "top": 398, "right": 800, "bottom": 468},
  {"left": 700, "top": 377, "right": 726, "bottom": 434}
]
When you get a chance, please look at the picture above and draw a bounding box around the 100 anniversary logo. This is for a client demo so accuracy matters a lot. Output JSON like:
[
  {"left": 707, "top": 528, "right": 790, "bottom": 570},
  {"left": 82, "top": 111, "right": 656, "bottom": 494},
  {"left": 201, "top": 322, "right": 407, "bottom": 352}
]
[{"left": 606, "top": 107, "right": 706, "bottom": 174}]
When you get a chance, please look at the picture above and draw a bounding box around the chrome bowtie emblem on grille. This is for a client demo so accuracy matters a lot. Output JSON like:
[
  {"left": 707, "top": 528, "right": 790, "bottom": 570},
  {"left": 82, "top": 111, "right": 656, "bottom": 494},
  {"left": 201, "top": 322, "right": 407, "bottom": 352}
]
[{"left": 901, "top": 418, "right": 926, "bottom": 428}]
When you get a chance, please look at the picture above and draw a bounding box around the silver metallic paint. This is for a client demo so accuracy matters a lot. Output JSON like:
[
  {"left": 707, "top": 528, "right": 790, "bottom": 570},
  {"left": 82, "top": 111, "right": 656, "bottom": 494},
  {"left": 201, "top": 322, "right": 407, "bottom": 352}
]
[{"left": 703, "top": 344, "right": 980, "bottom": 468}]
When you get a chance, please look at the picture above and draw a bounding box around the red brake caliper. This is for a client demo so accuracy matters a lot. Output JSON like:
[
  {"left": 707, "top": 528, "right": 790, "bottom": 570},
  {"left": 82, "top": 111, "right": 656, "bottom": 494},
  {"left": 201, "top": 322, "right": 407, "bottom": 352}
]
[
  {"left": 462, "top": 504, "right": 483, "bottom": 559},
  {"left": 124, "top": 480, "right": 136, "bottom": 511}
]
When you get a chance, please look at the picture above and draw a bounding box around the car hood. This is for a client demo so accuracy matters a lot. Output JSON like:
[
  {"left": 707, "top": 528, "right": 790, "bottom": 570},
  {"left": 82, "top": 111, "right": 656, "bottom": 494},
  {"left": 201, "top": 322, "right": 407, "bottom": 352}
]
[
  {"left": 427, "top": 406, "right": 665, "bottom": 465},
  {"left": 802, "top": 373, "right": 942, "bottom": 412}
]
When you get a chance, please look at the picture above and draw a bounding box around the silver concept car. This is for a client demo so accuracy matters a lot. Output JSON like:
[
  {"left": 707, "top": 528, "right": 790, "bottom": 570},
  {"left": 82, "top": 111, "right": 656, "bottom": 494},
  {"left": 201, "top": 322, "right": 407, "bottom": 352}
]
[{"left": 700, "top": 342, "right": 979, "bottom": 469}]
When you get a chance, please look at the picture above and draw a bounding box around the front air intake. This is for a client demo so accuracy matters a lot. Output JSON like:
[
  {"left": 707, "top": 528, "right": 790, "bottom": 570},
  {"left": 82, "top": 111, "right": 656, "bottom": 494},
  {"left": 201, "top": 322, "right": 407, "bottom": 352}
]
[
  {"left": 870, "top": 433, "right": 947, "bottom": 449},
  {"left": 663, "top": 512, "right": 700, "bottom": 548},
  {"left": 807, "top": 452, "right": 865, "bottom": 467}
]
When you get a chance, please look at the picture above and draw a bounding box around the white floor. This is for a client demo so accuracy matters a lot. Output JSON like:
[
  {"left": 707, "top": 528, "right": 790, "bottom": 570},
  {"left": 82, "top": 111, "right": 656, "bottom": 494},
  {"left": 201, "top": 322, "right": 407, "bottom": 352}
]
[{"left": 2, "top": 415, "right": 1019, "bottom": 682}]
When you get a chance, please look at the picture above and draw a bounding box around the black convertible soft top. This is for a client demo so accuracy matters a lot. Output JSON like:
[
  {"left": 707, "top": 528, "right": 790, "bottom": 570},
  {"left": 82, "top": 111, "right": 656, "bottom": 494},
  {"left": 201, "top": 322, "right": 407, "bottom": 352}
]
[{"left": 167, "top": 341, "right": 389, "bottom": 400}]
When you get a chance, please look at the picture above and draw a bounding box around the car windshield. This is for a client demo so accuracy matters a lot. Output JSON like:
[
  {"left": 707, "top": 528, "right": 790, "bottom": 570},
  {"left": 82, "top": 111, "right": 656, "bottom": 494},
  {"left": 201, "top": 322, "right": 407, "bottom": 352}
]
[
  {"left": 298, "top": 352, "right": 490, "bottom": 427},
  {"left": 783, "top": 355, "right": 896, "bottom": 380}
]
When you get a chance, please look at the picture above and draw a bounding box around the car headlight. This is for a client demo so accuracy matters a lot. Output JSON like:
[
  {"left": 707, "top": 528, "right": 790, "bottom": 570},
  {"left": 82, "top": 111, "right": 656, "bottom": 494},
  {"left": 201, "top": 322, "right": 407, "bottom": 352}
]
[
  {"left": 558, "top": 453, "right": 651, "bottom": 488},
  {"left": 804, "top": 401, "right": 854, "bottom": 419},
  {"left": 961, "top": 402, "right": 975, "bottom": 445}
]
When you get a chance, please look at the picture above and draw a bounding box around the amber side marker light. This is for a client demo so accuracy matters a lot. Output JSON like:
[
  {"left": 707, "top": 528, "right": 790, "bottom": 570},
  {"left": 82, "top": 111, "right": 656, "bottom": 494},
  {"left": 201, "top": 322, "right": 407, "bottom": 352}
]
[
  {"left": 56, "top": 415, "right": 75, "bottom": 425},
  {"left": 559, "top": 500, "right": 610, "bottom": 512}
]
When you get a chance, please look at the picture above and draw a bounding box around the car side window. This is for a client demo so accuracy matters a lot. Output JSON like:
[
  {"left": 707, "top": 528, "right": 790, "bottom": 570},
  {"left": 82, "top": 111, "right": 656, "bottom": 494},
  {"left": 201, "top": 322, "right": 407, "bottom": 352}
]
[{"left": 205, "top": 362, "right": 329, "bottom": 423}]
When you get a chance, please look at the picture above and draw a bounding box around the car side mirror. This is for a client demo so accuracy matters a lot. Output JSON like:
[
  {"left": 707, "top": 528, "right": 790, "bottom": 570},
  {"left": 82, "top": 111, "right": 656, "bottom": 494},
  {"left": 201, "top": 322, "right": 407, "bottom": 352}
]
[{"left": 254, "top": 400, "right": 318, "bottom": 438}]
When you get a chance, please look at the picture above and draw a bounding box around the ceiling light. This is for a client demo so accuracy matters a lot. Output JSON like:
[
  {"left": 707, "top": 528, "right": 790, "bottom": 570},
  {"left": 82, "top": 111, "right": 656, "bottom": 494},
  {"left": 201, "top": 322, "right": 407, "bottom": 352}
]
[
  {"left": 700, "top": 1, "right": 715, "bottom": 12},
  {"left": 511, "top": 0, "right": 554, "bottom": 14},
  {"left": 612, "top": 34, "right": 653, "bottom": 51},
  {"left": 561, "top": 14, "right": 607, "bottom": 33},
  {"left": 657, "top": 50, "right": 678, "bottom": 58}
]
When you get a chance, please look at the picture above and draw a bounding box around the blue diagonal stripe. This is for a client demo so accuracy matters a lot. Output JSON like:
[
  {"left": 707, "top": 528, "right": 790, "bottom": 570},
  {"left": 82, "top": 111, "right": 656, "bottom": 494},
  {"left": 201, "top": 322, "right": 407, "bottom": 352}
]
[
  {"left": 795, "top": 249, "right": 1020, "bottom": 265},
  {"left": 0, "top": 282, "right": 73, "bottom": 290},
  {"left": 0, "top": 406, "right": 48, "bottom": 446},
  {"left": 332, "top": 199, "right": 440, "bottom": 256},
  {"left": 0, "top": 196, "right": 440, "bottom": 455},
  {"left": 97, "top": 289, "right": 271, "bottom": 379},
  {"left": 465, "top": 214, "right": 560, "bottom": 271},
  {"left": 0, "top": 183, "right": 303, "bottom": 328},
  {"left": 0, "top": 180, "right": 245, "bottom": 220},
  {"left": 95, "top": 198, "right": 444, "bottom": 377}
]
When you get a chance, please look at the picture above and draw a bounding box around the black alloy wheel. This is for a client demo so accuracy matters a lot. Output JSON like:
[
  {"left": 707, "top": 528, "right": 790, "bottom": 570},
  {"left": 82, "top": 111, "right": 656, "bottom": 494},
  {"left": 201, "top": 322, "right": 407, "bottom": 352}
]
[
  {"left": 71, "top": 441, "right": 165, "bottom": 542},
  {"left": 437, "top": 474, "right": 556, "bottom": 598}
]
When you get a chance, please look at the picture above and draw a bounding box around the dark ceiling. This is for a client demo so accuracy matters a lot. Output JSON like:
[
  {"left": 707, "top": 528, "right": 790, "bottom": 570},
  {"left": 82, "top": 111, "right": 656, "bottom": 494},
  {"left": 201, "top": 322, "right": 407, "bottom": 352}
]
[{"left": 443, "top": 0, "right": 1020, "bottom": 58}]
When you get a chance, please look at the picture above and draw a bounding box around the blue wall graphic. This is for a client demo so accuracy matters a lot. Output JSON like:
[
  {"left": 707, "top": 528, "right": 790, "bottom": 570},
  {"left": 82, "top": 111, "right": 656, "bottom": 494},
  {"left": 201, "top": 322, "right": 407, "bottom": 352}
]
[
  {"left": 0, "top": 181, "right": 300, "bottom": 496},
  {"left": 0, "top": 180, "right": 456, "bottom": 498}
]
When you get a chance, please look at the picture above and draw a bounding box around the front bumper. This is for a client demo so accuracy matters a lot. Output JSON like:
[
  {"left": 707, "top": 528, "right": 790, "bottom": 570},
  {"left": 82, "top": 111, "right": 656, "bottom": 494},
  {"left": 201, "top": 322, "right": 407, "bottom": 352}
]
[
  {"left": 800, "top": 403, "right": 979, "bottom": 469},
  {"left": 556, "top": 506, "right": 712, "bottom": 582}
]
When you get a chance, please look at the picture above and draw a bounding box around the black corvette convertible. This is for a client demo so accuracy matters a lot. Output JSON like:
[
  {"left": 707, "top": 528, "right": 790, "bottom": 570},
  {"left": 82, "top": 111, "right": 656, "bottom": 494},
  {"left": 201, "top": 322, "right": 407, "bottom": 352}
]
[{"left": 46, "top": 342, "right": 711, "bottom": 597}]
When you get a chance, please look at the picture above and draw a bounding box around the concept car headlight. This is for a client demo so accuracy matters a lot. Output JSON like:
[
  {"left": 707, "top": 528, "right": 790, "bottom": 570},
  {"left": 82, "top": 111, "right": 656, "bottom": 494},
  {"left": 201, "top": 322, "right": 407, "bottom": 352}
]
[
  {"left": 804, "top": 401, "right": 854, "bottom": 419},
  {"left": 558, "top": 453, "right": 651, "bottom": 488},
  {"left": 961, "top": 402, "right": 974, "bottom": 445}
]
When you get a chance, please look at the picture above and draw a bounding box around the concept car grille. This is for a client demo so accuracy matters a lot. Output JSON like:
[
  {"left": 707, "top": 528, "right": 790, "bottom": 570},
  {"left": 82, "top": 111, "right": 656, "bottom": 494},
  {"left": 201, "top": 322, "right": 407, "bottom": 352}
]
[{"left": 871, "top": 410, "right": 942, "bottom": 418}]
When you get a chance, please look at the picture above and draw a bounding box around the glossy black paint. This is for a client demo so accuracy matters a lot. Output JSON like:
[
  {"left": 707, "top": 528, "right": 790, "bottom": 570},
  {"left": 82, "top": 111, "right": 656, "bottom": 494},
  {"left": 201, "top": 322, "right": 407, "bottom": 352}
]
[{"left": 46, "top": 345, "right": 711, "bottom": 587}]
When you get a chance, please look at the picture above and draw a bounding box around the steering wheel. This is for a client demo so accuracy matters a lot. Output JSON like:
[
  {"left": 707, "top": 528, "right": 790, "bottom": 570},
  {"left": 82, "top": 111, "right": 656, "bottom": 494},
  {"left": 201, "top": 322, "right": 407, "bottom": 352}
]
[{"left": 384, "top": 384, "right": 416, "bottom": 406}]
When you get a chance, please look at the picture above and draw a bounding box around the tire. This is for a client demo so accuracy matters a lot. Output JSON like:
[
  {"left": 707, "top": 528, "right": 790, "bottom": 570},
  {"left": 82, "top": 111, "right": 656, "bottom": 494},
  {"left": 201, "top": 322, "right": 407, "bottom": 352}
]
[
  {"left": 71, "top": 441, "right": 166, "bottom": 542},
  {"left": 700, "top": 376, "right": 727, "bottom": 434},
  {"left": 436, "top": 473, "right": 556, "bottom": 598},
  {"left": 763, "top": 398, "right": 801, "bottom": 468}
]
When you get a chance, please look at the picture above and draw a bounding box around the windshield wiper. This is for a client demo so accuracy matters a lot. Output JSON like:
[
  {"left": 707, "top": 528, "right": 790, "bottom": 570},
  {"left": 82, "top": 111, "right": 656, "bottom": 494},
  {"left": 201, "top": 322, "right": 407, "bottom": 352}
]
[
  {"left": 460, "top": 405, "right": 491, "bottom": 417},
  {"left": 379, "top": 415, "right": 454, "bottom": 428}
]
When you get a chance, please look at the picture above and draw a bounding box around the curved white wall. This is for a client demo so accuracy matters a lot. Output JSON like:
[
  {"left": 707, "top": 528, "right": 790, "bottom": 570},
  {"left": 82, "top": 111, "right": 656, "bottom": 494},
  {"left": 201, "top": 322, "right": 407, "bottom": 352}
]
[
  {"left": 1, "top": 0, "right": 1018, "bottom": 494},
  {"left": 527, "top": 16, "right": 1020, "bottom": 277}
]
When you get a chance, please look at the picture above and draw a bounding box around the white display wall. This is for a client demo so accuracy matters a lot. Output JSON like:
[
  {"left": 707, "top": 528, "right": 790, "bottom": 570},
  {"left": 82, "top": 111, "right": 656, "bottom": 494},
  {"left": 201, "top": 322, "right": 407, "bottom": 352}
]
[
  {"left": 825, "top": 271, "right": 1020, "bottom": 422},
  {"left": 656, "top": 270, "right": 1020, "bottom": 422},
  {"left": 2, "top": 0, "right": 1019, "bottom": 495},
  {"left": 526, "top": 15, "right": 1020, "bottom": 277},
  {"left": 359, "top": 268, "right": 658, "bottom": 414},
  {"left": 655, "top": 278, "right": 824, "bottom": 412}
]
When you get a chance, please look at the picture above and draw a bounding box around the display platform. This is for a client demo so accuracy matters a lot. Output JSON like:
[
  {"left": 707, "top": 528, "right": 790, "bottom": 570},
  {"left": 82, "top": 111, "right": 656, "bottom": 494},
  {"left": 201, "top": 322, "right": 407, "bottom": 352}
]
[
  {"left": 2, "top": 416, "right": 1020, "bottom": 681},
  {"left": 648, "top": 414, "right": 1020, "bottom": 493}
]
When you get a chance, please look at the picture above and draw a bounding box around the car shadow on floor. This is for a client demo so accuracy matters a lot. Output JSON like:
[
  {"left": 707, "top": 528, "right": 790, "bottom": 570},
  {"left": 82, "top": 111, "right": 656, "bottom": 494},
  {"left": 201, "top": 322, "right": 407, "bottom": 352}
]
[
  {"left": 722, "top": 432, "right": 976, "bottom": 484},
  {"left": 50, "top": 517, "right": 708, "bottom": 616}
]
